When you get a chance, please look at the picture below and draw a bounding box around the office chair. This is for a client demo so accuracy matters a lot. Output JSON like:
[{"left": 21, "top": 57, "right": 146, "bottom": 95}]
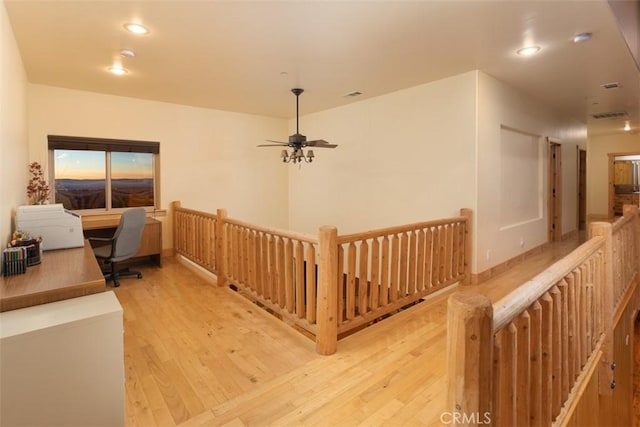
[{"left": 89, "top": 207, "right": 146, "bottom": 287}]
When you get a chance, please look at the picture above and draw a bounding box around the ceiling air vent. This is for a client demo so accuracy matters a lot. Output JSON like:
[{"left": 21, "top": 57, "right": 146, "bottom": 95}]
[
  {"left": 343, "top": 91, "right": 362, "bottom": 98},
  {"left": 602, "top": 82, "right": 620, "bottom": 89},
  {"left": 591, "top": 111, "right": 628, "bottom": 119}
]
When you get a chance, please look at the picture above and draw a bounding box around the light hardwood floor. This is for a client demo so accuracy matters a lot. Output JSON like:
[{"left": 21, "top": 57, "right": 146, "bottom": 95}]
[{"left": 116, "top": 235, "right": 584, "bottom": 426}]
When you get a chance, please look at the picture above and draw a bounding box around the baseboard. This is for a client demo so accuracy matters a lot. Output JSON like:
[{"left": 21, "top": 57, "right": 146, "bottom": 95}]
[{"left": 471, "top": 242, "right": 551, "bottom": 285}]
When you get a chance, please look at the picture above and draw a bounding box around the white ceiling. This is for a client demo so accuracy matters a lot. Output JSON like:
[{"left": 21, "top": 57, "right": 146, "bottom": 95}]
[{"left": 5, "top": 0, "right": 640, "bottom": 134}]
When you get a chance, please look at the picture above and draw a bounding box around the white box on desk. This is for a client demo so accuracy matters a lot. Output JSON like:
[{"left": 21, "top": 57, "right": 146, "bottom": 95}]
[{"left": 15, "top": 204, "right": 84, "bottom": 250}]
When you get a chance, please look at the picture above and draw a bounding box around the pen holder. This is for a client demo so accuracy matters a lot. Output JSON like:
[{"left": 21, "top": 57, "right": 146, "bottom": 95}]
[{"left": 11, "top": 239, "right": 41, "bottom": 266}]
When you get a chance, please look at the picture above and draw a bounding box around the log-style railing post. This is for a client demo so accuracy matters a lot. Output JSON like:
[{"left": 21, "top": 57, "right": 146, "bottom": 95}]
[
  {"left": 589, "top": 221, "right": 614, "bottom": 395},
  {"left": 171, "top": 200, "right": 181, "bottom": 256},
  {"left": 447, "top": 292, "right": 493, "bottom": 424},
  {"left": 460, "top": 208, "right": 473, "bottom": 285},
  {"left": 624, "top": 205, "right": 640, "bottom": 309},
  {"left": 316, "top": 225, "right": 338, "bottom": 355},
  {"left": 216, "top": 208, "right": 228, "bottom": 288}
]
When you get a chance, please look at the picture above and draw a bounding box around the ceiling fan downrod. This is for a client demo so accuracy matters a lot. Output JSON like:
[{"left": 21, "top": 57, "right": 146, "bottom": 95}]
[{"left": 292, "top": 88, "right": 303, "bottom": 136}]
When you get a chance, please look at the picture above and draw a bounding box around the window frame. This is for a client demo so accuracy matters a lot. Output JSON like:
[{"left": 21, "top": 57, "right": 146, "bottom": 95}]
[{"left": 47, "top": 135, "right": 160, "bottom": 214}]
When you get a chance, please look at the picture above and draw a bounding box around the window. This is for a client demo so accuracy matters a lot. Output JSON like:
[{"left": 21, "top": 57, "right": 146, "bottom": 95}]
[{"left": 48, "top": 135, "right": 159, "bottom": 211}]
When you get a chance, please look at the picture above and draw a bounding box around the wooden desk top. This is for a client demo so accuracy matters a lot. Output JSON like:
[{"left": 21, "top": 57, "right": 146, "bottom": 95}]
[{"left": 0, "top": 243, "right": 106, "bottom": 312}]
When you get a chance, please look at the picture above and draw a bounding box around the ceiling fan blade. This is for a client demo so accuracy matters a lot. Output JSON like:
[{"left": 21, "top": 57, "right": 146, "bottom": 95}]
[
  {"left": 257, "top": 144, "right": 288, "bottom": 147},
  {"left": 265, "top": 139, "right": 289, "bottom": 144},
  {"left": 306, "top": 139, "right": 338, "bottom": 148}
]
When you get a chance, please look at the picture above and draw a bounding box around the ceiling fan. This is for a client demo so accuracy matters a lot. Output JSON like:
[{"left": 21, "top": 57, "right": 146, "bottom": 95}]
[{"left": 258, "top": 88, "right": 337, "bottom": 163}]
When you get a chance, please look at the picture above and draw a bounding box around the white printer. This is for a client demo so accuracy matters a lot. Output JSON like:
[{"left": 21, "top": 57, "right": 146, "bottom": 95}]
[{"left": 15, "top": 204, "right": 84, "bottom": 250}]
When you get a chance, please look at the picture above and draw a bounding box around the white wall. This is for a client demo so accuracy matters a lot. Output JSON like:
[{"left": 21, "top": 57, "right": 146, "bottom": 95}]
[
  {"left": 28, "top": 85, "right": 289, "bottom": 249},
  {"left": 476, "top": 72, "right": 586, "bottom": 273},
  {"left": 587, "top": 131, "right": 640, "bottom": 217},
  {"left": 287, "top": 71, "right": 477, "bottom": 237},
  {"left": 0, "top": 2, "right": 28, "bottom": 245}
]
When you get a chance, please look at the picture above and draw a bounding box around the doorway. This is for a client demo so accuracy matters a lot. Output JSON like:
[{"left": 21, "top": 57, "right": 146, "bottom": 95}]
[
  {"left": 578, "top": 148, "right": 587, "bottom": 230},
  {"left": 548, "top": 140, "right": 562, "bottom": 242},
  {"left": 608, "top": 152, "right": 640, "bottom": 217}
]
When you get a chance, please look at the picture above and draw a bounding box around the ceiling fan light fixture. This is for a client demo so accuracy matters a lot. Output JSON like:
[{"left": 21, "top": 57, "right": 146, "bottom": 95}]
[{"left": 257, "top": 88, "right": 337, "bottom": 165}]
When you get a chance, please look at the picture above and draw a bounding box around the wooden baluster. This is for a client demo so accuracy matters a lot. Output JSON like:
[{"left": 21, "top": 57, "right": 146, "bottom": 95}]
[
  {"left": 439, "top": 225, "right": 447, "bottom": 285},
  {"left": 445, "top": 223, "right": 453, "bottom": 282},
  {"left": 294, "top": 241, "right": 304, "bottom": 318},
  {"left": 390, "top": 234, "right": 399, "bottom": 301},
  {"left": 269, "top": 235, "right": 278, "bottom": 304},
  {"left": 494, "top": 323, "right": 517, "bottom": 425},
  {"left": 451, "top": 222, "right": 459, "bottom": 279},
  {"left": 416, "top": 229, "right": 425, "bottom": 292},
  {"left": 284, "top": 238, "right": 294, "bottom": 313},
  {"left": 558, "top": 280, "right": 570, "bottom": 402},
  {"left": 399, "top": 232, "right": 409, "bottom": 297},
  {"left": 424, "top": 228, "right": 433, "bottom": 288},
  {"left": 432, "top": 227, "right": 440, "bottom": 287},
  {"left": 461, "top": 208, "right": 473, "bottom": 285},
  {"left": 550, "top": 286, "right": 562, "bottom": 419},
  {"left": 305, "top": 243, "right": 316, "bottom": 323},
  {"left": 515, "top": 311, "right": 531, "bottom": 427},
  {"left": 216, "top": 209, "right": 227, "bottom": 287},
  {"left": 260, "top": 233, "right": 269, "bottom": 299},
  {"left": 529, "top": 301, "right": 543, "bottom": 427},
  {"left": 358, "top": 239, "right": 369, "bottom": 315},
  {"left": 370, "top": 237, "right": 380, "bottom": 310},
  {"left": 380, "top": 237, "right": 390, "bottom": 305},
  {"left": 242, "top": 227, "right": 250, "bottom": 286},
  {"left": 408, "top": 231, "right": 417, "bottom": 295},
  {"left": 566, "top": 272, "right": 578, "bottom": 383},
  {"left": 346, "top": 243, "right": 357, "bottom": 319},
  {"left": 540, "top": 292, "right": 553, "bottom": 426},
  {"left": 276, "top": 236, "right": 286, "bottom": 308},
  {"left": 591, "top": 221, "right": 614, "bottom": 388}
]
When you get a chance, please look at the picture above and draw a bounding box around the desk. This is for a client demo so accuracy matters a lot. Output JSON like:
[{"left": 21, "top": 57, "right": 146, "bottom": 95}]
[
  {"left": 83, "top": 216, "right": 162, "bottom": 266},
  {"left": 0, "top": 243, "right": 106, "bottom": 312}
]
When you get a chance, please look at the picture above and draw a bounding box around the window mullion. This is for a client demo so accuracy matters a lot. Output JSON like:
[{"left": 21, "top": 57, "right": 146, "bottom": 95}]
[{"left": 106, "top": 152, "right": 112, "bottom": 210}]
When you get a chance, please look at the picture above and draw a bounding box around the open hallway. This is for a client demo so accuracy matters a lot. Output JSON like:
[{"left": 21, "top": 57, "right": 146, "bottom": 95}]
[{"left": 117, "top": 233, "right": 584, "bottom": 426}]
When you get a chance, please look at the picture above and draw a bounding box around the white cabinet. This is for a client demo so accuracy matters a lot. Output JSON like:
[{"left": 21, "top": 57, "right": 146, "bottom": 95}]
[{"left": 0, "top": 291, "right": 124, "bottom": 427}]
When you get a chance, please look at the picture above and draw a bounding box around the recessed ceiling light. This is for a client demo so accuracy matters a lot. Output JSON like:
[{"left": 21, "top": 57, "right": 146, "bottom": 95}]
[
  {"left": 123, "top": 23, "right": 149, "bottom": 35},
  {"left": 625, "top": 121, "right": 631, "bottom": 132},
  {"left": 516, "top": 45, "right": 541, "bottom": 56},
  {"left": 573, "top": 32, "right": 592, "bottom": 43},
  {"left": 343, "top": 91, "right": 363, "bottom": 98},
  {"left": 108, "top": 66, "right": 128, "bottom": 76},
  {"left": 120, "top": 48, "right": 136, "bottom": 58}
]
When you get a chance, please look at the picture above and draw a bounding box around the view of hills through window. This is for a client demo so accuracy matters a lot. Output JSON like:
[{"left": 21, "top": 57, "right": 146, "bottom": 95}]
[{"left": 54, "top": 150, "right": 154, "bottom": 210}]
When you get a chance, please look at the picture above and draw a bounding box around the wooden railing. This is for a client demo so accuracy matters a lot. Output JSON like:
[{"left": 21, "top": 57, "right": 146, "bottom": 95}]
[
  {"left": 172, "top": 201, "right": 472, "bottom": 354},
  {"left": 336, "top": 209, "right": 471, "bottom": 336},
  {"left": 223, "top": 217, "right": 319, "bottom": 335},
  {"left": 447, "top": 205, "right": 640, "bottom": 426},
  {"left": 173, "top": 205, "right": 218, "bottom": 274}
]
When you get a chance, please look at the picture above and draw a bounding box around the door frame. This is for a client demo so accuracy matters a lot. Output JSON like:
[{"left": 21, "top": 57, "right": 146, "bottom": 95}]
[
  {"left": 548, "top": 138, "right": 562, "bottom": 242},
  {"left": 577, "top": 147, "right": 587, "bottom": 230},
  {"left": 607, "top": 151, "right": 640, "bottom": 218}
]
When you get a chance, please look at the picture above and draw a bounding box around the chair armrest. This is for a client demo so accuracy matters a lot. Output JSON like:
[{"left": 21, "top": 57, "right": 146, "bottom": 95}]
[{"left": 88, "top": 237, "right": 114, "bottom": 243}]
